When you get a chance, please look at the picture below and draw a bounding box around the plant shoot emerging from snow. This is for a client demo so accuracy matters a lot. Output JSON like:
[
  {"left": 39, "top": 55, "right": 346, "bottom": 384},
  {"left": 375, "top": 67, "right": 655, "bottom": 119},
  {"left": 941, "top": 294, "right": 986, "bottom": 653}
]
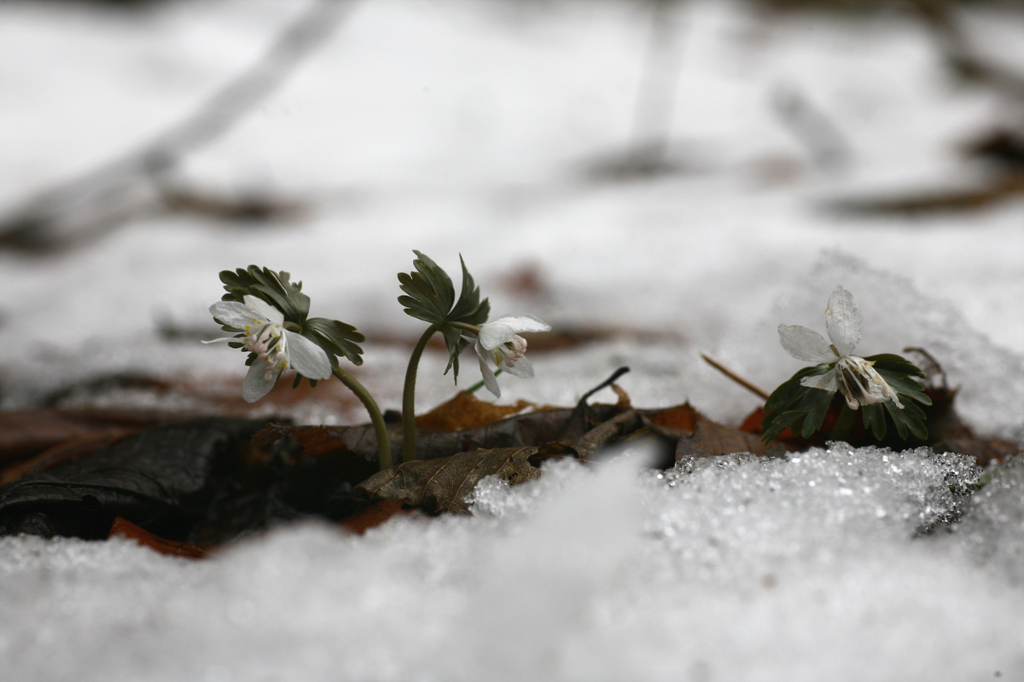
[{"left": 763, "top": 286, "right": 932, "bottom": 444}]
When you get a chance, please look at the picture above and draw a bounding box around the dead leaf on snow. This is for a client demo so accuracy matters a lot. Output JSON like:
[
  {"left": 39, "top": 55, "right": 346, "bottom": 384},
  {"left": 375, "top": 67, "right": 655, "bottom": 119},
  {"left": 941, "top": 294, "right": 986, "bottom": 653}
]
[
  {"left": 647, "top": 403, "right": 772, "bottom": 459},
  {"left": 353, "top": 447, "right": 542, "bottom": 514},
  {"left": 415, "top": 391, "right": 534, "bottom": 432}
]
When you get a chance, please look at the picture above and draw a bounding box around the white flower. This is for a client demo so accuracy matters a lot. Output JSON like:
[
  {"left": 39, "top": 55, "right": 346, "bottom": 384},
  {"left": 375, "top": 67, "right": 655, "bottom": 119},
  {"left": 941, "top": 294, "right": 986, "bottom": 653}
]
[
  {"left": 778, "top": 286, "right": 903, "bottom": 410},
  {"left": 205, "top": 295, "right": 332, "bottom": 402},
  {"left": 471, "top": 315, "right": 551, "bottom": 398}
]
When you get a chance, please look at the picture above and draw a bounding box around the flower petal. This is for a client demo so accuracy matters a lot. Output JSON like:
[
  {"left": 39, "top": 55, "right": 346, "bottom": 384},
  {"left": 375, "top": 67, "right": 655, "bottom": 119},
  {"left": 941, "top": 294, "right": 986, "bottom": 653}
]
[
  {"left": 477, "top": 352, "right": 501, "bottom": 398},
  {"left": 800, "top": 368, "right": 837, "bottom": 392},
  {"left": 209, "top": 301, "right": 254, "bottom": 329},
  {"left": 243, "top": 295, "right": 285, "bottom": 326},
  {"left": 824, "top": 286, "right": 862, "bottom": 357},
  {"left": 778, "top": 325, "right": 835, "bottom": 363},
  {"left": 201, "top": 336, "right": 236, "bottom": 345},
  {"left": 501, "top": 355, "right": 534, "bottom": 379},
  {"left": 243, "top": 358, "right": 280, "bottom": 403},
  {"left": 284, "top": 331, "right": 332, "bottom": 380},
  {"left": 490, "top": 315, "right": 551, "bottom": 334},
  {"left": 478, "top": 323, "right": 516, "bottom": 350}
]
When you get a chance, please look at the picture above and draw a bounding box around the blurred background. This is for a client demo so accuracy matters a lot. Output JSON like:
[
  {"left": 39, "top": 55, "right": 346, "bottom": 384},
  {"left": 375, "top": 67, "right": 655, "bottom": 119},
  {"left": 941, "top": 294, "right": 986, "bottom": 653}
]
[{"left": 1, "top": 0, "right": 1022, "bottom": 428}]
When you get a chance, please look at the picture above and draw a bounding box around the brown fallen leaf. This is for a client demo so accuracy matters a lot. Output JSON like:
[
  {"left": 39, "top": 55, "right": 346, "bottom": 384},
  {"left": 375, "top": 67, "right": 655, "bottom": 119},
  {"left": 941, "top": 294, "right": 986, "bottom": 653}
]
[
  {"left": 352, "top": 447, "right": 542, "bottom": 514},
  {"left": 338, "top": 498, "right": 409, "bottom": 534},
  {"left": 250, "top": 402, "right": 625, "bottom": 465},
  {"left": 675, "top": 415, "right": 771, "bottom": 460},
  {"left": 109, "top": 516, "right": 210, "bottom": 560},
  {"left": 415, "top": 391, "right": 533, "bottom": 432},
  {"left": 0, "top": 408, "right": 189, "bottom": 469},
  {"left": 1, "top": 427, "right": 136, "bottom": 485},
  {"left": 567, "top": 410, "right": 642, "bottom": 461},
  {"left": 649, "top": 403, "right": 701, "bottom": 435},
  {"left": 647, "top": 403, "right": 773, "bottom": 459}
]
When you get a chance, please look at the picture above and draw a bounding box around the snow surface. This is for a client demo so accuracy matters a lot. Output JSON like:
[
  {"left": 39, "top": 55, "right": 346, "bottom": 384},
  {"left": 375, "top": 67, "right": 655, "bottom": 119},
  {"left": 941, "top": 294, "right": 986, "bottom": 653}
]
[{"left": 1, "top": 0, "right": 1023, "bottom": 679}]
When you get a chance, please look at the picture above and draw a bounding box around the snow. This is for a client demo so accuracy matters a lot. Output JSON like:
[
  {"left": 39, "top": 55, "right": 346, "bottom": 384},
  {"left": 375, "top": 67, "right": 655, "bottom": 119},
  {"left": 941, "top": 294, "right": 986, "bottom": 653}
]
[
  {"left": 3, "top": 448, "right": 1022, "bottom": 681},
  {"left": 1, "top": 0, "right": 1023, "bottom": 679}
]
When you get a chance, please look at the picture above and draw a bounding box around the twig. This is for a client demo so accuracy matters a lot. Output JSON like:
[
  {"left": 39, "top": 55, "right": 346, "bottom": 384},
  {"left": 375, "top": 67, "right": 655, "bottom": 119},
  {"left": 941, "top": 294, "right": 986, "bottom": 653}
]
[
  {"left": 586, "top": 0, "right": 687, "bottom": 180},
  {"left": 770, "top": 84, "right": 851, "bottom": 171},
  {"left": 701, "top": 354, "right": 770, "bottom": 401},
  {"left": 0, "top": 0, "right": 357, "bottom": 252},
  {"left": 909, "top": 0, "right": 1024, "bottom": 103}
]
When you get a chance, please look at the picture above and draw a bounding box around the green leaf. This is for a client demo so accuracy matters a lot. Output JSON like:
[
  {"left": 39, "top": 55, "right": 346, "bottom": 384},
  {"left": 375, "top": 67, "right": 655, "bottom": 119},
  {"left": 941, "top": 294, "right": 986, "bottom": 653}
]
[
  {"left": 441, "top": 325, "right": 464, "bottom": 378},
  {"left": 862, "top": 403, "right": 887, "bottom": 440},
  {"left": 763, "top": 352, "right": 934, "bottom": 445},
  {"left": 397, "top": 251, "right": 455, "bottom": 326},
  {"left": 220, "top": 266, "right": 310, "bottom": 324},
  {"left": 801, "top": 386, "right": 833, "bottom": 438},
  {"left": 397, "top": 251, "right": 490, "bottom": 381},
  {"left": 761, "top": 365, "right": 832, "bottom": 442},
  {"left": 217, "top": 265, "right": 365, "bottom": 381},
  {"left": 304, "top": 317, "right": 366, "bottom": 368},
  {"left": 449, "top": 255, "right": 490, "bottom": 326}
]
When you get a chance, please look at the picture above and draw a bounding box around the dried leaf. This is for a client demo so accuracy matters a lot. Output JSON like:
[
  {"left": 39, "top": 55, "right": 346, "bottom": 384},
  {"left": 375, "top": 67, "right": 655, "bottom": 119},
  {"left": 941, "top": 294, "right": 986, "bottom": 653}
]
[
  {"left": 0, "top": 418, "right": 268, "bottom": 541},
  {"left": 675, "top": 416, "right": 770, "bottom": 460},
  {"left": 1, "top": 428, "right": 136, "bottom": 485},
  {"left": 568, "top": 410, "right": 642, "bottom": 461},
  {"left": 0, "top": 408, "right": 169, "bottom": 468},
  {"left": 649, "top": 403, "right": 773, "bottom": 459},
  {"left": 414, "top": 391, "right": 533, "bottom": 432},
  {"left": 649, "top": 403, "right": 701, "bottom": 436},
  {"left": 109, "top": 517, "right": 209, "bottom": 560},
  {"left": 353, "top": 447, "right": 542, "bottom": 514},
  {"left": 338, "top": 498, "right": 408, "bottom": 534}
]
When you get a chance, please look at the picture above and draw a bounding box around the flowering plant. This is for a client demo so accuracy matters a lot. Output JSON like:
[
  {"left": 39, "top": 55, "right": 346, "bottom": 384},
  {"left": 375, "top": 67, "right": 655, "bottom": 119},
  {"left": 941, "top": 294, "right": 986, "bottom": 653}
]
[
  {"left": 206, "top": 294, "right": 331, "bottom": 402},
  {"left": 206, "top": 258, "right": 551, "bottom": 470},
  {"left": 468, "top": 315, "right": 551, "bottom": 398},
  {"left": 206, "top": 266, "right": 391, "bottom": 468},
  {"left": 762, "top": 286, "right": 931, "bottom": 443},
  {"left": 397, "top": 251, "right": 547, "bottom": 461}
]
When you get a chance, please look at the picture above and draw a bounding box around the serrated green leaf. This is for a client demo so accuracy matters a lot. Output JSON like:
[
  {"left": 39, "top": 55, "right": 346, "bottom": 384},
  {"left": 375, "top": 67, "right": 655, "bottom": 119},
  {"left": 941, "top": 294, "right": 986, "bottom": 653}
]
[
  {"left": 219, "top": 266, "right": 310, "bottom": 324},
  {"left": 398, "top": 251, "right": 456, "bottom": 326},
  {"left": 763, "top": 409, "right": 807, "bottom": 442},
  {"left": 449, "top": 255, "right": 490, "bottom": 326},
  {"left": 397, "top": 251, "right": 490, "bottom": 382},
  {"left": 305, "top": 317, "right": 365, "bottom": 367},
  {"left": 801, "top": 387, "right": 833, "bottom": 438},
  {"left": 862, "top": 403, "right": 887, "bottom": 440},
  {"left": 441, "top": 326, "right": 463, "bottom": 377},
  {"left": 865, "top": 353, "right": 924, "bottom": 377},
  {"left": 215, "top": 265, "right": 367, "bottom": 389},
  {"left": 761, "top": 365, "right": 832, "bottom": 442}
]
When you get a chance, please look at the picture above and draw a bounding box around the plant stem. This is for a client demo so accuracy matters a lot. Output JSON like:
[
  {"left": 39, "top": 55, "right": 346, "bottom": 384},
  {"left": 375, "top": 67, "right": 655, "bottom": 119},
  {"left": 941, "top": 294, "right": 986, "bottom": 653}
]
[
  {"left": 333, "top": 366, "right": 392, "bottom": 470},
  {"left": 466, "top": 369, "right": 502, "bottom": 394},
  {"left": 448, "top": 321, "right": 480, "bottom": 334},
  {"left": 402, "top": 324, "right": 438, "bottom": 463},
  {"left": 700, "top": 354, "right": 770, "bottom": 401}
]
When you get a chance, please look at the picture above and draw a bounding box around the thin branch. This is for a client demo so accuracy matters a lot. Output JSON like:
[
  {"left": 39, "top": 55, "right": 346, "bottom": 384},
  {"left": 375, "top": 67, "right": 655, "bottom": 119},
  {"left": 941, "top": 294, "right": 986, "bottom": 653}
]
[
  {"left": 701, "top": 354, "right": 770, "bottom": 401},
  {"left": 0, "top": 0, "right": 357, "bottom": 251}
]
